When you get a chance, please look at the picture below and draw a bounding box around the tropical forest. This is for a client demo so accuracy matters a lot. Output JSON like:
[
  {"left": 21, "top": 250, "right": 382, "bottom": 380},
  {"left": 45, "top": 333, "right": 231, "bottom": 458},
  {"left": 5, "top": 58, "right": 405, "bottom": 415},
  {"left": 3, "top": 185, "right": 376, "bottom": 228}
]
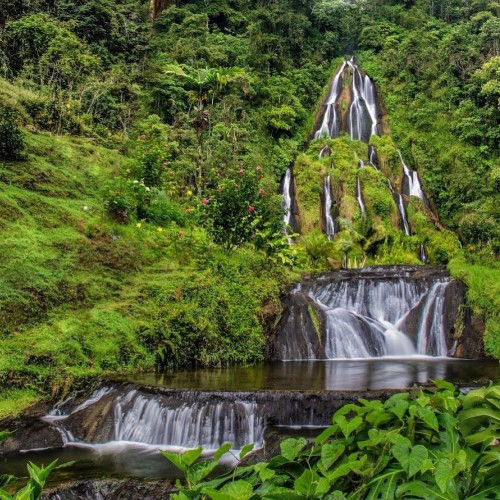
[{"left": 0, "top": 0, "right": 499, "bottom": 498}]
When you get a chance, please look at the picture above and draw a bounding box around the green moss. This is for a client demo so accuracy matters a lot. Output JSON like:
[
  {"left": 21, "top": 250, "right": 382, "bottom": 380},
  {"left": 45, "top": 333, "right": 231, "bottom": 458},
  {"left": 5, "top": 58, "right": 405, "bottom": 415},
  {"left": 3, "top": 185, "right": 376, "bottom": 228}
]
[
  {"left": 0, "top": 389, "right": 39, "bottom": 419},
  {"left": 307, "top": 304, "right": 321, "bottom": 343}
]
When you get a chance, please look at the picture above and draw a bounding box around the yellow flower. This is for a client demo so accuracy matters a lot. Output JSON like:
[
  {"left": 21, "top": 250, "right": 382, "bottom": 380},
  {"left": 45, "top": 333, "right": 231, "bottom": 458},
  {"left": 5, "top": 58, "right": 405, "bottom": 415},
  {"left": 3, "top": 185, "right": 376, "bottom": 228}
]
[
  {"left": 187, "top": 190, "right": 193, "bottom": 196},
  {"left": 157, "top": 227, "right": 163, "bottom": 232},
  {"left": 136, "top": 223, "right": 142, "bottom": 228}
]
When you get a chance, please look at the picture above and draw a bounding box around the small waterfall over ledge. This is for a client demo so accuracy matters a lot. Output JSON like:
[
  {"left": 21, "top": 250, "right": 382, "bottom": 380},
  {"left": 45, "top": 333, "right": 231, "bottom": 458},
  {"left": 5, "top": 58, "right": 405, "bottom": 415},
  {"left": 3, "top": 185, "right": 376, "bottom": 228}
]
[
  {"left": 44, "top": 387, "right": 266, "bottom": 452},
  {"left": 271, "top": 267, "right": 465, "bottom": 361}
]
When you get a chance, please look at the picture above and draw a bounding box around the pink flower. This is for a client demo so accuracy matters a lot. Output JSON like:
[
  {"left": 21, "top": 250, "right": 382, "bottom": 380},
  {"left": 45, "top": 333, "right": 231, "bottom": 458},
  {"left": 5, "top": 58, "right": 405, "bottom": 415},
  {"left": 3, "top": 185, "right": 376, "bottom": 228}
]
[
  {"left": 248, "top": 205, "right": 255, "bottom": 213},
  {"left": 239, "top": 168, "right": 245, "bottom": 174},
  {"left": 139, "top": 134, "right": 146, "bottom": 141},
  {"left": 202, "top": 199, "right": 209, "bottom": 205},
  {"left": 163, "top": 161, "right": 169, "bottom": 167},
  {"left": 258, "top": 188, "right": 265, "bottom": 195},
  {"left": 256, "top": 166, "right": 262, "bottom": 171}
]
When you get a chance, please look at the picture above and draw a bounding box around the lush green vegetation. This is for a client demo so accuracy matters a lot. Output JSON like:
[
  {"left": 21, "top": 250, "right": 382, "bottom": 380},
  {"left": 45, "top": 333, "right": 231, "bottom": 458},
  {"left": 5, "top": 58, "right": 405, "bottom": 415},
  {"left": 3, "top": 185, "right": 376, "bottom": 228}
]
[
  {"left": 165, "top": 382, "right": 500, "bottom": 499},
  {"left": 0, "top": 0, "right": 498, "bottom": 412}
]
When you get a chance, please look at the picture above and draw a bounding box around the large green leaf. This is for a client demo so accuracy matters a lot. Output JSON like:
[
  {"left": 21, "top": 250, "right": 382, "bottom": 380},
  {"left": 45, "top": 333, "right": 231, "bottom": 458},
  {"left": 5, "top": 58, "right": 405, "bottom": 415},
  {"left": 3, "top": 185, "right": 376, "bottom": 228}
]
[
  {"left": 321, "top": 442, "right": 345, "bottom": 471},
  {"left": 409, "top": 445, "right": 429, "bottom": 478},
  {"left": 280, "top": 438, "right": 307, "bottom": 461},
  {"left": 435, "top": 458, "right": 454, "bottom": 494}
]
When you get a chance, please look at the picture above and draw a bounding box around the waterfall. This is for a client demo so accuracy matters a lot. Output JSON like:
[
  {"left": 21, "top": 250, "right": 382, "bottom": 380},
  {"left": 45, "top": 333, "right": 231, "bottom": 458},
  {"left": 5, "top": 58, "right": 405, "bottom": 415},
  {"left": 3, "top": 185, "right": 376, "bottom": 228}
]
[
  {"left": 420, "top": 244, "right": 427, "bottom": 263},
  {"left": 274, "top": 268, "right": 453, "bottom": 360},
  {"left": 357, "top": 177, "right": 366, "bottom": 218},
  {"left": 399, "top": 151, "right": 425, "bottom": 202},
  {"left": 388, "top": 180, "right": 410, "bottom": 235},
  {"left": 347, "top": 59, "right": 379, "bottom": 143},
  {"left": 368, "top": 145, "right": 378, "bottom": 169},
  {"left": 415, "top": 282, "right": 448, "bottom": 357},
  {"left": 113, "top": 391, "right": 264, "bottom": 450},
  {"left": 45, "top": 388, "right": 265, "bottom": 451},
  {"left": 314, "top": 62, "right": 346, "bottom": 139},
  {"left": 282, "top": 168, "right": 294, "bottom": 243},
  {"left": 323, "top": 175, "right": 335, "bottom": 240}
]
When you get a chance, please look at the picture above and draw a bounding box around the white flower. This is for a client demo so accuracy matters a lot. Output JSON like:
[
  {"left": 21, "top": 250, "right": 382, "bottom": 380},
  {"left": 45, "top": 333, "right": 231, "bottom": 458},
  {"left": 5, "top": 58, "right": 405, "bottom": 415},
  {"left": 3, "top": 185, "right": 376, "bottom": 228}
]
[
  {"left": 145, "top": 187, "right": 150, "bottom": 192},
  {"left": 133, "top": 180, "right": 139, "bottom": 184},
  {"left": 83, "top": 205, "right": 89, "bottom": 211}
]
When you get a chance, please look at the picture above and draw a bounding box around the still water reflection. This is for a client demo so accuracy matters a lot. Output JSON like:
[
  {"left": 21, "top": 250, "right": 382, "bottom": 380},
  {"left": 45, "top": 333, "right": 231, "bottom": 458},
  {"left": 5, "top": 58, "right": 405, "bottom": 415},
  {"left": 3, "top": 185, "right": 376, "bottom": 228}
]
[{"left": 122, "top": 358, "right": 499, "bottom": 391}]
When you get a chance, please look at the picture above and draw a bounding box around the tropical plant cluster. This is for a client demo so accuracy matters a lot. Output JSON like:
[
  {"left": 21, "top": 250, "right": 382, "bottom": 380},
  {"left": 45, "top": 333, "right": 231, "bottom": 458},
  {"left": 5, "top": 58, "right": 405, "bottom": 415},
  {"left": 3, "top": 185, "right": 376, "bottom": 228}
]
[{"left": 165, "top": 382, "right": 500, "bottom": 499}]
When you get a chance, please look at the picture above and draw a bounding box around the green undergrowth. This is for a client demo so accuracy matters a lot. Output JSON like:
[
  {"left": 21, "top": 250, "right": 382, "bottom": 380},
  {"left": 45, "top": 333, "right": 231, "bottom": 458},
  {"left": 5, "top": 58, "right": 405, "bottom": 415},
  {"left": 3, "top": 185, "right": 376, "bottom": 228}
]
[
  {"left": 0, "top": 389, "right": 39, "bottom": 420},
  {"left": 449, "top": 255, "right": 500, "bottom": 358},
  {"left": 165, "top": 382, "right": 500, "bottom": 499},
  {"left": 0, "top": 128, "right": 292, "bottom": 409},
  {"left": 293, "top": 134, "right": 460, "bottom": 270}
]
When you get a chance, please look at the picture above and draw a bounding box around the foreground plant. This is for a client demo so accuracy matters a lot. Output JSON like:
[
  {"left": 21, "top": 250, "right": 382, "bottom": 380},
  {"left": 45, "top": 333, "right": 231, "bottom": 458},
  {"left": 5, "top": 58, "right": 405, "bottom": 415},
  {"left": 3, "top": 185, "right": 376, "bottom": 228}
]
[
  {"left": 0, "top": 432, "right": 69, "bottom": 500},
  {"left": 164, "top": 382, "right": 500, "bottom": 499}
]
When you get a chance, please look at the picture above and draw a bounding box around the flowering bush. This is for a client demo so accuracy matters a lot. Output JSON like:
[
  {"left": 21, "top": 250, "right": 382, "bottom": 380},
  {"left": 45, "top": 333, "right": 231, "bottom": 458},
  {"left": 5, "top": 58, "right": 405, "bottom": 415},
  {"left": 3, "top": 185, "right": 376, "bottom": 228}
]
[{"left": 202, "top": 166, "right": 283, "bottom": 249}]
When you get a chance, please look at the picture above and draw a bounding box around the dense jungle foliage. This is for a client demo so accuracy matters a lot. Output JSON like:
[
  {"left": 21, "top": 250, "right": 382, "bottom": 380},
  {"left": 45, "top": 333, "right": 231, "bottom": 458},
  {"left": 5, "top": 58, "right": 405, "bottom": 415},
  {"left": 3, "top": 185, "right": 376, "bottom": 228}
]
[
  {"left": 0, "top": 0, "right": 498, "bottom": 413},
  {"left": 167, "top": 382, "right": 500, "bottom": 499}
]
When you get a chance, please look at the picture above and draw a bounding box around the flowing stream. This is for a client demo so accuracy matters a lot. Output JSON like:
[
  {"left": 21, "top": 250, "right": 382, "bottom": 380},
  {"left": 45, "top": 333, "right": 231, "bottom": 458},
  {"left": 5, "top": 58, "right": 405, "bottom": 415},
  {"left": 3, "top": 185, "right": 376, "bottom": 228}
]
[{"left": 323, "top": 175, "right": 336, "bottom": 239}]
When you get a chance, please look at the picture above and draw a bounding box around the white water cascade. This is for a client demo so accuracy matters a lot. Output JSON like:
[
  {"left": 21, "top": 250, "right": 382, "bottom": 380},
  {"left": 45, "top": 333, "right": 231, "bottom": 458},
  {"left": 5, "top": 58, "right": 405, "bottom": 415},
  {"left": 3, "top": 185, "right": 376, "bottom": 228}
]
[
  {"left": 314, "top": 62, "right": 346, "bottom": 139},
  {"left": 275, "top": 268, "right": 453, "bottom": 360},
  {"left": 420, "top": 244, "right": 427, "bottom": 264},
  {"left": 282, "top": 168, "right": 294, "bottom": 243},
  {"left": 45, "top": 388, "right": 265, "bottom": 452},
  {"left": 323, "top": 175, "right": 336, "bottom": 240},
  {"left": 357, "top": 177, "right": 366, "bottom": 218},
  {"left": 347, "top": 59, "right": 379, "bottom": 142},
  {"left": 113, "top": 391, "right": 264, "bottom": 450},
  {"left": 388, "top": 180, "right": 410, "bottom": 235},
  {"left": 399, "top": 151, "right": 425, "bottom": 202}
]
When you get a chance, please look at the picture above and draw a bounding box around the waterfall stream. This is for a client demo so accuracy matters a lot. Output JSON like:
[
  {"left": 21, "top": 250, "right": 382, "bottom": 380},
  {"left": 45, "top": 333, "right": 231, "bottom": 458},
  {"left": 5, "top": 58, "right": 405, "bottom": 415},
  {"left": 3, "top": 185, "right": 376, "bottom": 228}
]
[
  {"left": 399, "top": 151, "right": 426, "bottom": 202},
  {"left": 356, "top": 177, "right": 366, "bottom": 218},
  {"left": 315, "top": 62, "right": 346, "bottom": 139},
  {"left": 323, "top": 175, "right": 336, "bottom": 239},
  {"left": 273, "top": 267, "right": 457, "bottom": 361},
  {"left": 282, "top": 168, "right": 294, "bottom": 243}
]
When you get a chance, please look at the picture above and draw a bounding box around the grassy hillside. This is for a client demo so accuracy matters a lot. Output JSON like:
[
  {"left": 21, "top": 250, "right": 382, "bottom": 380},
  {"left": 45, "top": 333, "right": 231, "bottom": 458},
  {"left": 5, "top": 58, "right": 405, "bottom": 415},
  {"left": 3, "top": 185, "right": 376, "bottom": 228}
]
[{"left": 0, "top": 0, "right": 498, "bottom": 414}]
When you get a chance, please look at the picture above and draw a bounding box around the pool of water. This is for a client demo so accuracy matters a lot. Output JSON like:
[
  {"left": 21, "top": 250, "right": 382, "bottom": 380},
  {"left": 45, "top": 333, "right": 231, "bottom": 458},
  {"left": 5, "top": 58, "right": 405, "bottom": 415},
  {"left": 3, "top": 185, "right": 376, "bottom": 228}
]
[{"left": 119, "top": 358, "right": 500, "bottom": 391}]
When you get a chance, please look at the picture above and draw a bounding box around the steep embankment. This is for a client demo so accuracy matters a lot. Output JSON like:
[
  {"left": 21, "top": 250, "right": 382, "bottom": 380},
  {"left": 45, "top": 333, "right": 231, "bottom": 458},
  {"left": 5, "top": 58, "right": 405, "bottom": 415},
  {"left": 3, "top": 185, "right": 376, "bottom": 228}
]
[{"left": 0, "top": 81, "right": 291, "bottom": 417}]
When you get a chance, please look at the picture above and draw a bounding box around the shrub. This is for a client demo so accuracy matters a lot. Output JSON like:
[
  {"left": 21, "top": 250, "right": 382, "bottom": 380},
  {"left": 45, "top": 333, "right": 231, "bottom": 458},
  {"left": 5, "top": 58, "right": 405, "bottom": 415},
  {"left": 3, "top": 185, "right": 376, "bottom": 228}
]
[
  {"left": 165, "top": 382, "right": 500, "bottom": 499},
  {"left": 0, "top": 105, "right": 24, "bottom": 160},
  {"left": 202, "top": 166, "right": 283, "bottom": 249}
]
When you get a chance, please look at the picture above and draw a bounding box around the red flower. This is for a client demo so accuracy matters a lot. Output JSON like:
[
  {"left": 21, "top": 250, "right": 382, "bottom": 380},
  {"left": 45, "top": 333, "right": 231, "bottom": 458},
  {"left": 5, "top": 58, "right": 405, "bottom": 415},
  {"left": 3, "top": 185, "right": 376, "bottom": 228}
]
[
  {"left": 202, "top": 199, "right": 209, "bottom": 205},
  {"left": 248, "top": 205, "right": 255, "bottom": 213},
  {"left": 185, "top": 208, "right": 192, "bottom": 215},
  {"left": 258, "top": 174, "right": 263, "bottom": 179},
  {"left": 258, "top": 188, "right": 265, "bottom": 195},
  {"left": 178, "top": 231, "right": 185, "bottom": 238}
]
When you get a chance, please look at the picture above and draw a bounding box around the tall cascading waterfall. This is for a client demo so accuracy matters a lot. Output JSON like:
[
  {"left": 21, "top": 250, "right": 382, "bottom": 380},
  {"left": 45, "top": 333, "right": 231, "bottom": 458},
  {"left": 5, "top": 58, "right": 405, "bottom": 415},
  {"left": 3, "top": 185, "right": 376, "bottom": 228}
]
[
  {"left": 313, "top": 59, "right": 418, "bottom": 237},
  {"left": 346, "top": 58, "right": 379, "bottom": 142},
  {"left": 420, "top": 244, "right": 427, "bottom": 263},
  {"left": 44, "top": 387, "right": 265, "bottom": 451},
  {"left": 272, "top": 268, "right": 455, "bottom": 360},
  {"left": 282, "top": 168, "right": 294, "bottom": 243},
  {"left": 314, "top": 62, "right": 346, "bottom": 139},
  {"left": 323, "top": 175, "right": 336, "bottom": 239}
]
